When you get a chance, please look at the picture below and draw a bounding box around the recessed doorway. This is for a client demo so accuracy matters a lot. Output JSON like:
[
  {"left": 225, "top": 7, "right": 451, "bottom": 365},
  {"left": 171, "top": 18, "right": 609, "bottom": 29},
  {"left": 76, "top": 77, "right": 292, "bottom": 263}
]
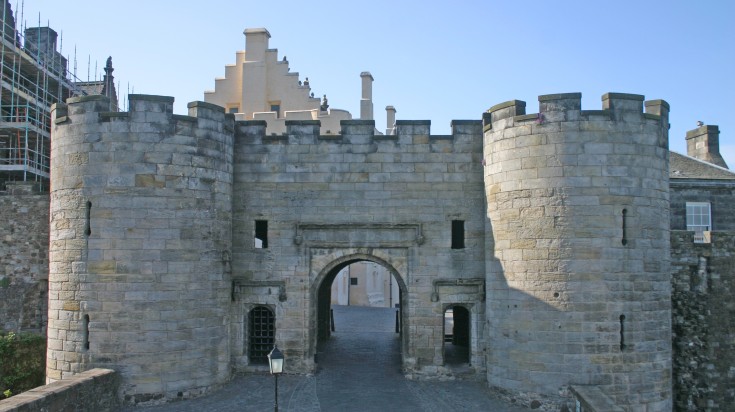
[{"left": 443, "top": 305, "right": 470, "bottom": 365}]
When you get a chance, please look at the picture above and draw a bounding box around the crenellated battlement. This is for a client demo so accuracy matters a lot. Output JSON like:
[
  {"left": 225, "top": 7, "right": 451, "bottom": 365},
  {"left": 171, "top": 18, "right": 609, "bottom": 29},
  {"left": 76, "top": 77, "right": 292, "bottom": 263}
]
[
  {"left": 53, "top": 94, "right": 483, "bottom": 152},
  {"left": 484, "top": 92, "right": 669, "bottom": 132},
  {"left": 235, "top": 118, "right": 482, "bottom": 150},
  {"left": 53, "top": 94, "right": 235, "bottom": 139}
]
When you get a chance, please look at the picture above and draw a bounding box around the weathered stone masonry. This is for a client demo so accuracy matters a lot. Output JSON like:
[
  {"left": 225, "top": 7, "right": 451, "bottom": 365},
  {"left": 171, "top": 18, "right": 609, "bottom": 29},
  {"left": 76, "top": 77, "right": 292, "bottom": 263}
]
[
  {"left": 231, "top": 118, "right": 487, "bottom": 375},
  {"left": 483, "top": 93, "right": 671, "bottom": 409},
  {"left": 0, "top": 183, "right": 49, "bottom": 333},
  {"left": 671, "top": 232, "right": 735, "bottom": 411},
  {"left": 669, "top": 174, "right": 735, "bottom": 411},
  {"left": 48, "top": 95, "right": 233, "bottom": 403},
  {"left": 39, "top": 90, "right": 689, "bottom": 410}
]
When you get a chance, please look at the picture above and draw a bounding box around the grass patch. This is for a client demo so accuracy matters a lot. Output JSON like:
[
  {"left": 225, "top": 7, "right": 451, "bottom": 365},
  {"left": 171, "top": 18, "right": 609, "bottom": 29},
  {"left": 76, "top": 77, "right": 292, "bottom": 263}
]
[{"left": 0, "top": 332, "right": 46, "bottom": 398}]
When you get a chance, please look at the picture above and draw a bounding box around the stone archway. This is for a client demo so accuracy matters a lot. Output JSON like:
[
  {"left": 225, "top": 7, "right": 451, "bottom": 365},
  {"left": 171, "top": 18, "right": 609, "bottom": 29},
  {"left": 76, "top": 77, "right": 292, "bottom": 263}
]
[{"left": 310, "top": 252, "right": 409, "bottom": 367}]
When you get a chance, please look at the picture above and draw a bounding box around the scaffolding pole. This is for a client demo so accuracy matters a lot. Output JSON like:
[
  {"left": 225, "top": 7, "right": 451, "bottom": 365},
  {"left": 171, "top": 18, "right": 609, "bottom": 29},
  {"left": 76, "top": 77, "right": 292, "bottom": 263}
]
[{"left": 0, "top": 1, "right": 89, "bottom": 190}]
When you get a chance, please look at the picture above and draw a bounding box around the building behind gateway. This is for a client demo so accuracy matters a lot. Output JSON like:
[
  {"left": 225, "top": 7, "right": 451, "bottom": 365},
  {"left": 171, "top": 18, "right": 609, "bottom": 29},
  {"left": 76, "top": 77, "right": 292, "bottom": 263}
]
[{"left": 2, "top": 23, "right": 734, "bottom": 411}]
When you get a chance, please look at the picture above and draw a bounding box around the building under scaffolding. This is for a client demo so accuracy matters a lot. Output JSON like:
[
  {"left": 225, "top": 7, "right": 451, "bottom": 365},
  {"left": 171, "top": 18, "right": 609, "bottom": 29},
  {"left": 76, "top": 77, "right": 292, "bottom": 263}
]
[{"left": 0, "top": 1, "right": 117, "bottom": 191}]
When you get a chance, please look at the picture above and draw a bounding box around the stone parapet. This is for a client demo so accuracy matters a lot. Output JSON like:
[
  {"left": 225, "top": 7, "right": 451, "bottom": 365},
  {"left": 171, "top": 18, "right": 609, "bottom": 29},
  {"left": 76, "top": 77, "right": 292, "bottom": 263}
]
[
  {"left": 235, "top": 118, "right": 482, "bottom": 153},
  {"left": 569, "top": 385, "right": 624, "bottom": 412},
  {"left": 485, "top": 92, "right": 668, "bottom": 138},
  {"left": 0, "top": 369, "right": 119, "bottom": 412}
]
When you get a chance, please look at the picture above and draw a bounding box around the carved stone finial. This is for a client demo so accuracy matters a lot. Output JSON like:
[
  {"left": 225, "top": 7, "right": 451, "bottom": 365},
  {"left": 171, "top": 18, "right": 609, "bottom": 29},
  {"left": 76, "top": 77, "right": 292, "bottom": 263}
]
[
  {"left": 320, "top": 94, "right": 329, "bottom": 111},
  {"left": 104, "top": 56, "right": 113, "bottom": 74}
]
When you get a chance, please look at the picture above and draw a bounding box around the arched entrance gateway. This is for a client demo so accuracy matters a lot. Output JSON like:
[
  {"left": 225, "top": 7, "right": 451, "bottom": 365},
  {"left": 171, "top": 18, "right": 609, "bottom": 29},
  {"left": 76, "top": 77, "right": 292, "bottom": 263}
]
[{"left": 310, "top": 252, "right": 409, "bottom": 367}]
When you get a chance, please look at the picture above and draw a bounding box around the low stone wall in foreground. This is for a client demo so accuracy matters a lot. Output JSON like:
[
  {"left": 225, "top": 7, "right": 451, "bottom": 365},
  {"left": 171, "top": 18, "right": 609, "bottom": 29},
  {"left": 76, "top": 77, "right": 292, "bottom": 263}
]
[{"left": 0, "top": 368, "right": 119, "bottom": 412}]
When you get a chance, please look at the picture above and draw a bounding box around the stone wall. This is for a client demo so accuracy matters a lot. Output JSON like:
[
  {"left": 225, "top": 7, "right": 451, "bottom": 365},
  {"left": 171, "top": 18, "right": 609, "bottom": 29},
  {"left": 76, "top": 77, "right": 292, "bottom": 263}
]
[
  {"left": 41, "top": 90, "right": 735, "bottom": 410},
  {"left": 0, "top": 368, "right": 119, "bottom": 412},
  {"left": 0, "top": 183, "right": 49, "bottom": 334},
  {"left": 48, "top": 95, "right": 233, "bottom": 405},
  {"left": 670, "top": 181, "right": 735, "bottom": 231},
  {"left": 483, "top": 93, "right": 672, "bottom": 410},
  {"left": 232, "top": 118, "right": 487, "bottom": 375},
  {"left": 671, "top": 230, "right": 735, "bottom": 411}
]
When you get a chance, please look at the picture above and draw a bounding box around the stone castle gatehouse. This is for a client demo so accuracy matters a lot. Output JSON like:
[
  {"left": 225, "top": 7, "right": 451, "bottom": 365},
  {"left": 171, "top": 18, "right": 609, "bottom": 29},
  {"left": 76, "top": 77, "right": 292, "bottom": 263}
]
[{"left": 45, "top": 91, "right": 677, "bottom": 410}]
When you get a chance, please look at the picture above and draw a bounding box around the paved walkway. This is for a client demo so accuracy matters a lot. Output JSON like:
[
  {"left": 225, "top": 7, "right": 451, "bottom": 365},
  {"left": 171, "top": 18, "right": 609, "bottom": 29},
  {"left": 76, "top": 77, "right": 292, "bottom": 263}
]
[{"left": 126, "top": 305, "right": 527, "bottom": 411}]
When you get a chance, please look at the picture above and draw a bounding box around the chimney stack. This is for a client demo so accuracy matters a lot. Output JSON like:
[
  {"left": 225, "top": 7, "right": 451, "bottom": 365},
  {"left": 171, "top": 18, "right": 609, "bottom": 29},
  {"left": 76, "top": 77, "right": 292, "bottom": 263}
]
[
  {"left": 385, "top": 106, "right": 396, "bottom": 135},
  {"left": 360, "top": 72, "right": 374, "bottom": 120},
  {"left": 686, "top": 124, "right": 728, "bottom": 169}
]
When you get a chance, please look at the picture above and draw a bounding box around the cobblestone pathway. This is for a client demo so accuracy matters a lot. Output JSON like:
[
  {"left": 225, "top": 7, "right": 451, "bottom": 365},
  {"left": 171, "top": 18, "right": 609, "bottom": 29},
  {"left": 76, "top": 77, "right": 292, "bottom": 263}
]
[{"left": 126, "top": 305, "right": 526, "bottom": 411}]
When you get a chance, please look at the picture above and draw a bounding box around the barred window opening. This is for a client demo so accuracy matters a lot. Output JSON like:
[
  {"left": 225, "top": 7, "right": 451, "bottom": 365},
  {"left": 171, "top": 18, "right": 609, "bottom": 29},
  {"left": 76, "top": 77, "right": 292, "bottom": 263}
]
[{"left": 249, "top": 306, "right": 275, "bottom": 364}]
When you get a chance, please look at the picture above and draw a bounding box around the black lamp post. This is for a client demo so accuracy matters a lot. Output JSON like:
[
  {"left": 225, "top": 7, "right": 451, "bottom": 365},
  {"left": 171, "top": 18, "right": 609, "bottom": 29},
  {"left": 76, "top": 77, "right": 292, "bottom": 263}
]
[{"left": 267, "top": 345, "right": 284, "bottom": 412}]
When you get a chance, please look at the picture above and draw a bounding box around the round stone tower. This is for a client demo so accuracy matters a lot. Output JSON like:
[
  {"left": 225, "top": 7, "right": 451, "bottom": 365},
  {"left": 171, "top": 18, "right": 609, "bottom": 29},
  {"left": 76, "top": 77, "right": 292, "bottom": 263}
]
[
  {"left": 48, "top": 95, "right": 234, "bottom": 405},
  {"left": 483, "top": 93, "right": 671, "bottom": 409}
]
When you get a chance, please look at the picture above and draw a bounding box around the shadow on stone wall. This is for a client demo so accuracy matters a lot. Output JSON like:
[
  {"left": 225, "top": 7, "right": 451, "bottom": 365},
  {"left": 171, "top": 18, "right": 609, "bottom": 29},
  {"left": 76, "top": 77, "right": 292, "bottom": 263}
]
[{"left": 671, "top": 230, "right": 735, "bottom": 411}]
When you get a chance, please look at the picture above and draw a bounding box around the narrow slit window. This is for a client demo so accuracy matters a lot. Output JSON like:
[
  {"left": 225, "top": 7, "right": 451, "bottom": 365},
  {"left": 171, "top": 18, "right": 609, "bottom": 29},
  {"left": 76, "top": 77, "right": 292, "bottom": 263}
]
[
  {"left": 85, "top": 201, "right": 92, "bottom": 237},
  {"left": 619, "top": 314, "right": 626, "bottom": 351},
  {"left": 451, "top": 220, "right": 465, "bottom": 249},
  {"left": 621, "top": 208, "right": 628, "bottom": 246},
  {"left": 255, "top": 220, "right": 268, "bottom": 249},
  {"left": 83, "top": 314, "right": 90, "bottom": 351}
]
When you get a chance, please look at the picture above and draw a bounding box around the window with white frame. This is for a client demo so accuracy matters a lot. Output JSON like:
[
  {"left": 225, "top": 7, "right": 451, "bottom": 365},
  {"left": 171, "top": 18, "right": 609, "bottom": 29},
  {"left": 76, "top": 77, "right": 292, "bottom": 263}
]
[{"left": 686, "top": 202, "right": 711, "bottom": 243}]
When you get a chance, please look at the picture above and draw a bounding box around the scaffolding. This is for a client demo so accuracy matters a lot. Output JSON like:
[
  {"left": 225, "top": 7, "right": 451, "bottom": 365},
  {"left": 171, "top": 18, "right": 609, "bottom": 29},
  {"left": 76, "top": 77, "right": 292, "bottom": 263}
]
[{"left": 0, "top": 1, "right": 91, "bottom": 191}]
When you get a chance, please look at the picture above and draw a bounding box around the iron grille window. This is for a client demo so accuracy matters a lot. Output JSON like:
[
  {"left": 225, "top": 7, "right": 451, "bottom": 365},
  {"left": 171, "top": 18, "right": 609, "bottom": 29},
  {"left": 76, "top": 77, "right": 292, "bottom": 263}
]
[{"left": 249, "top": 306, "right": 275, "bottom": 364}]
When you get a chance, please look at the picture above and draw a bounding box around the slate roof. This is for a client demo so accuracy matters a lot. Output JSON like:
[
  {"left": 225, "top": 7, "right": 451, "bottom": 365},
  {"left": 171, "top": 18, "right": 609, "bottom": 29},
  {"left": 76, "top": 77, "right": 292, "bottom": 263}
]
[{"left": 669, "top": 151, "right": 735, "bottom": 180}]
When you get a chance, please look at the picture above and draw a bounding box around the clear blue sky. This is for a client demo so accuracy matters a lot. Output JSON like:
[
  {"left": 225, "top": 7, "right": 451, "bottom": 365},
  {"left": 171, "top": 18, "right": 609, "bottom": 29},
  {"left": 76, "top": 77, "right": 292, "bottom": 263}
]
[{"left": 16, "top": 0, "right": 735, "bottom": 166}]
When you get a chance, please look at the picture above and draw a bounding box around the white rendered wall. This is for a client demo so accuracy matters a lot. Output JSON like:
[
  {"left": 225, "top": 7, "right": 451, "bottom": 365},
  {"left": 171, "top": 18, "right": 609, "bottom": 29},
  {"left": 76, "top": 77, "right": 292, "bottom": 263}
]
[{"left": 204, "top": 28, "right": 355, "bottom": 135}]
